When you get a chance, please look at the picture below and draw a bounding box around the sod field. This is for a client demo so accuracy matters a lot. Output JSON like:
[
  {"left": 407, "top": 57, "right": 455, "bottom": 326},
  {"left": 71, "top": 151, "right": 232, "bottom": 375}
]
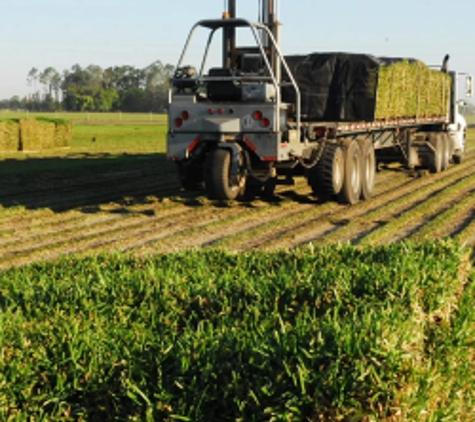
[
  {"left": 0, "top": 113, "right": 474, "bottom": 267},
  {"left": 0, "top": 113, "right": 474, "bottom": 420},
  {"left": 1, "top": 242, "right": 474, "bottom": 421}
]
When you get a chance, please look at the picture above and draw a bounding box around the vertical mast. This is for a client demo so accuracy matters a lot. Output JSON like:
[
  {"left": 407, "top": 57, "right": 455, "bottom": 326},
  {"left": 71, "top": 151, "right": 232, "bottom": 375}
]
[
  {"left": 261, "top": 0, "right": 280, "bottom": 82},
  {"left": 223, "top": 0, "right": 237, "bottom": 68}
]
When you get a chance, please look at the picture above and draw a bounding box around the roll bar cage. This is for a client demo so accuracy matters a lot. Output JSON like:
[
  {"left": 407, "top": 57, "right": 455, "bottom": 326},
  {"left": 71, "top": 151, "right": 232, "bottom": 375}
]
[{"left": 169, "top": 18, "right": 301, "bottom": 141}]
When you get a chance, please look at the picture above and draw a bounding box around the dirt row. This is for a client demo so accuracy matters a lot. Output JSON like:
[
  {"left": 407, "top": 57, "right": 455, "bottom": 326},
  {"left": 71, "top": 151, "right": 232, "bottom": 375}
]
[{"left": 0, "top": 136, "right": 474, "bottom": 268}]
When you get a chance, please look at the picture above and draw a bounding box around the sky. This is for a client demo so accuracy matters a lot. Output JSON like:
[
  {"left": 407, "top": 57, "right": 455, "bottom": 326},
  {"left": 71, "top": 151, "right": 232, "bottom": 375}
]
[{"left": 1, "top": 0, "right": 474, "bottom": 100}]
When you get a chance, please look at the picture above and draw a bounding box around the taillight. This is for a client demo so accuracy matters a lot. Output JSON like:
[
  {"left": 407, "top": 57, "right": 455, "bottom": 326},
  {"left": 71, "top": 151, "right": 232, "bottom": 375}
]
[
  {"left": 261, "top": 118, "right": 270, "bottom": 128},
  {"left": 315, "top": 127, "right": 326, "bottom": 137},
  {"left": 181, "top": 110, "right": 190, "bottom": 120},
  {"left": 218, "top": 108, "right": 225, "bottom": 115},
  {"left": 253, "top": 110, "right": 263, "bottom": 120},
  {"left": 208, "top": 108, "right": 215, "bottom": 114},
  {"left": 175, "top": 118, "right": 183, "bottom": 128}
]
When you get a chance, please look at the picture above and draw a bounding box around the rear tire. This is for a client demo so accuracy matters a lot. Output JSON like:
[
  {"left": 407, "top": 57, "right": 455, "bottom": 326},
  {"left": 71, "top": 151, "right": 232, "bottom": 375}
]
[
  {"left": 453, "top": 151, "right": 464, "bottom": 164},
  {"left": 358, "top": 137, "right": 376, "bottom": 200},
  {"left": 204, "top": 148, "right": 245, "bottom": 200},
  {"left": 338, "top": 139, "right": 362, "bottom": 205},
  {"left": 428, "top": 133, "right": 443, "bottom": 173},
  {"left": 308, "top": 143, "right": 344, "bottom": 200},
  {"left": 453, "top": 133, "right": 465, "bottom": 164},
  {"left": 440, "top": 134, "right": 450, "bottom": 171}
]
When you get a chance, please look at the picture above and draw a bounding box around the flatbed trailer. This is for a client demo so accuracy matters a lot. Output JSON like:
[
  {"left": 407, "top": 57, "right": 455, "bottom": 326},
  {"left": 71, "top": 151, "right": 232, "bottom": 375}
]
[{"left": 167, "top": 0, "right": 472, "bottom": 204}]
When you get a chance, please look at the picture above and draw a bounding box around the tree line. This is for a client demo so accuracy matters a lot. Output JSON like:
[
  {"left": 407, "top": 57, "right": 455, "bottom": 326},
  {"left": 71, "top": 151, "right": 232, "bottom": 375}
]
[{"left": 0, "top": 60, "right": 175, "bottom": 113}]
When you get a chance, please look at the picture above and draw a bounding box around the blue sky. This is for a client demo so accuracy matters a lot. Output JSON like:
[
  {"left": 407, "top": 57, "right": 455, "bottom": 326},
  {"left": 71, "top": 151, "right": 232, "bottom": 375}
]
[{"left": 1, "top": 0, "right": 474, "bottom": 99}]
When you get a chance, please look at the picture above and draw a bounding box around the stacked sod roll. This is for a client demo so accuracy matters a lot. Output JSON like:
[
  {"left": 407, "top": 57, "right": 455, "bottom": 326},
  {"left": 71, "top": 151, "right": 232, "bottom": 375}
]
[
  {"left": 283, "top": 53, "right": 452, "bottom": 122},
  {"left": 375, "top": 59, "right": 451, "bottom": 120},
  {"left": 0, "top": 118, "right": 72, "bottom": 152},
  {"left": 0, "top": 120, "right": 20, "bottom": 151}
]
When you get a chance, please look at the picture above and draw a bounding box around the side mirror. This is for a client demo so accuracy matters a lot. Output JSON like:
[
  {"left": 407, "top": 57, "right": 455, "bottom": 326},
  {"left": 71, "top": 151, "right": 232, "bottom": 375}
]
[{"left": 466, "top": 75, "right": 473, "bottom": 98}]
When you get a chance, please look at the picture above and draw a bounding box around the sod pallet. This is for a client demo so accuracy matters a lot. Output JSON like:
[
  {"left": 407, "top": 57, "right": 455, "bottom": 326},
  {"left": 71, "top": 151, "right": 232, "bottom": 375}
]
[
  {"left": 283, "top": 53, "right": 451, "bottom": 122},
  {"left": 376, "top": 59, "right": 451, "bottom": 120},
  {"left": 20, "top": 118, "right": 72, "bottom": 151},
  {"left": 0, "top": 120, "right": 20, "bottom": 151},
  {"left": 0, "top": 118, "right": 72, "bottom": 152}
]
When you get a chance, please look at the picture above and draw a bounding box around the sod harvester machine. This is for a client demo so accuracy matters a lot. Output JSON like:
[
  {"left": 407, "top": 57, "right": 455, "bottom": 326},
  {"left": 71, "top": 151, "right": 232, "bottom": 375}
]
[{"left": 167, "top": 0, "right": 472, "bottom": 204}]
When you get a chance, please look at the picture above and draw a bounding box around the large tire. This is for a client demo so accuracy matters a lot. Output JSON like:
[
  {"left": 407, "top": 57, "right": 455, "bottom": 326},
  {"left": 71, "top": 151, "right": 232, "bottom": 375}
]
[
  {"left": 338, "top": 139, "right": 362, "bottom": 205},
  {"left": 358, "top": 137, "right": 376, "bottom": 200},
  {"left": 308, "top": 143, "right": 344, "bottom": 200},
  {"left": 453, "top": 150, "right": 464, "bottom": 164},
  {"left": 453, "top": 133, "right": 465, "bottom": 164},
  {"left": 428, "top": 133, "right": 443, "bottom": 173},
  {"left": 204, "top": 148, "right": 245, "bottom": 200},
  {"left": 440, "top": 134, "right": 450, "bottom": 171}
]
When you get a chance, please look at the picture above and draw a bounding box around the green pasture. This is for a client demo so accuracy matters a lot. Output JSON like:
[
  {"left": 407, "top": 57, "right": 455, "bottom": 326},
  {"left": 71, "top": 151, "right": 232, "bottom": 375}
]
[
  {"left": 464, "top": 114, "right": 475, "bottom": 125},
  {"left": 0, "top": 110, "right": 167, "bottom": 124},
  {"left": 0, "top": 241, "right": 473, "bottom": 421},
  {"left": 0, "top": 115, "right": 167, "bottom": 166}
]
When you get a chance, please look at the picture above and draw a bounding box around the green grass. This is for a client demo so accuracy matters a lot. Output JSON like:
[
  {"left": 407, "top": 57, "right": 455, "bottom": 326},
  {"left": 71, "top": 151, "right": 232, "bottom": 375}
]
[
  {"left": 0, "top": 241, "right": 473, "bottom": 421},
  {"left": 0, "top": 122, "right": 168, "bottom": 175},
  {"left": 72, "top": 124, "right": 167, "bottom": 155},
  {"left": 464, "top": 114, "right": 475, "bottom": 125},
  {"left": 0, "top": 111, "right": 167, "bottom": 124}
]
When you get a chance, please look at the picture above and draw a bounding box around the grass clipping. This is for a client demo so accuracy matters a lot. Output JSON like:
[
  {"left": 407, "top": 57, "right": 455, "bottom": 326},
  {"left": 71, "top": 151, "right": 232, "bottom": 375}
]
[
  {"left": 0, "top": 117, "right": 72, "bottom": 152},
  {"left": 375, "top": 60, "right": 451, "bottom": 120}
]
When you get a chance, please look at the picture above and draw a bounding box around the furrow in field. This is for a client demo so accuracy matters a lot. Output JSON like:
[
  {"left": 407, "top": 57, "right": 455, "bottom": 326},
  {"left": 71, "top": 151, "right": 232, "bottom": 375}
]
[
  {"left": 130, "top": 200, "right": 317, "bottom": 255},
  {"left": 0, "top": 205, "right": 197, "bottom": 268},
  {"left": 285, "top": 154, "right": 475, "bottom": 248},
  {"left": 208, "top": 169, "right": 412, "bottom": 251},
  {"left": 0, "top": 197, "right": 185, "bottom": 246},
  {"left": 357, "top": 170, "right": 475, "bottom": 246},
  {"left": 0, "top": 212, "right": 112, "bottom": 246},
  {"left": 454, "top": 211, "right": 475, "bottom": 246},
  {"left": 125, "top": 180, "right": 324, "bottom": 253},
  {"left": 272, "top": 165, "right": 473, "bottom": 249},
  {"left": 2, "top": 177, "right": 177, "bottom": 212},
  {"left": 69, "top": 205, "right": 251, "bottom": 256},
  {"left": 404, "top": 190, "right": 475, "bottom": 242},
  {"left": 0, "top": 202, "right": 250, "bottom": 268}
]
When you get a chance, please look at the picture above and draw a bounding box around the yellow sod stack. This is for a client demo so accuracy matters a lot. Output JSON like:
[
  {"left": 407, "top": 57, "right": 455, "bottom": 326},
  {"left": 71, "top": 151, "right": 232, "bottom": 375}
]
[
  {"left": 53, "top": 121, "right": 73, "bottom": 148},
  {"left": 0, "top": 118, "right": 72, "bottom": 152},
  {"left": 375, "top": 60, "right": 451, "bottom": 120},
  {"left": 0, "top": 120, "right": 20, "bottom": 151}
]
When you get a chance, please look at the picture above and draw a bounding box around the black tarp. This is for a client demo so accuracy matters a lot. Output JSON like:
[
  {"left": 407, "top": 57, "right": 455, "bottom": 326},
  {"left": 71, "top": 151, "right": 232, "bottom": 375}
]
[{"left": 282, "top": 53, "right": 415, "bottom": 122}]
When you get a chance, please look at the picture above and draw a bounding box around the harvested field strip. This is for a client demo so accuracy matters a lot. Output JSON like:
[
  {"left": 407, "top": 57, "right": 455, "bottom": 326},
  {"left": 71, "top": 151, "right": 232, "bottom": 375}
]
[
  {"left": 206, "top": 172, "right": 411, "bottom": 251},
  {"left": 70, "top": 205, "right": 252, "bottom": 256},
  {"left": 0, "top": 213, "right": 115, "bottom": 247},
  {"left": 454, "top": 214, "right": 475, "bottom": 246},
  {"left": 131, "top": 200, "right": 317, "bottom": 255},
  {"left": 0, "top": 173, "right": 179, "bottom": 212},
  {"left": 0, "top": 198, "right": 182, "bottom": 237},
  {"left": 0, "top": 206, "right": 196, "bottom": 268},
  {"left": 409, "top": 190, "right": 475, "bottom": 241},
  {"left": 358, "top": 172, "right": 475, "bottom": 246},
  {"left": 239, "top": 158, "right": 474, "bottom": 250},
  {"left": 304, "top": 161, "right": 475, "bottom": 247}
]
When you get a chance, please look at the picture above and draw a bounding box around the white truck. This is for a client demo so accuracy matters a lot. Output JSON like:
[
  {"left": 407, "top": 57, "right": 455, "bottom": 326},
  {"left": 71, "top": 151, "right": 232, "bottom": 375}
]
[{"left": 167, "top": 0, "right": 472, "bottom": 204}]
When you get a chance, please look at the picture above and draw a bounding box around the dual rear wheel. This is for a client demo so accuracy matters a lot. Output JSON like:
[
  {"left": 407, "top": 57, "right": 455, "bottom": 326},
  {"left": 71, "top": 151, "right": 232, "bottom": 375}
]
[
  {"left": 428, "top": 133, "right": 451, "bottom": 173},
  {"left": 309, "top": 137, "right": 375, "bottom": 205}
]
